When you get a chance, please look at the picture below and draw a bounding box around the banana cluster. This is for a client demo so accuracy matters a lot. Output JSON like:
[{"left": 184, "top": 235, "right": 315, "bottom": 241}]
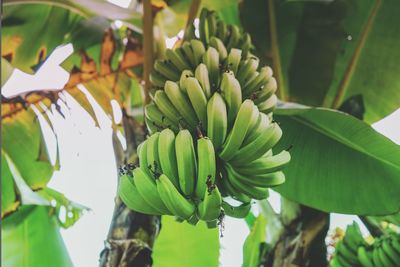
[
  {"left": 331, "top": 223, "right": 400, "bottom": 267},
  {"left": 119, "top": 8, "right": 291, "bottom": 225}
]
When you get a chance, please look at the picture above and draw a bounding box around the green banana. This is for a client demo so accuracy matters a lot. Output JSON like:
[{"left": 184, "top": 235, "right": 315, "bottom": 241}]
[
  {"left": 253, "top": 77, "right": 277, "bottom": 105},
  {"left": 150, "top": 71, "right": 167, "bottom": 88},
  {"left": 202, "top": 47, "right": 220, "bottom": 89},
  {"left": 225, "top": 163, "right": 285, "bottom": 188},
  {"left": 154, "top": 60, "right": 180, "bottom": 81},
  {"left": 338, "top": 240, "right": 361, "bottom": 266},
  {"left": 378, "top": 246, "right": 396, "bottom": 267},
  {"left": 156, "top": 173, "right": 196, "bottom": 219},
  {"left": 357, "top": 246, "right": 375, "bottom": 267},
  {"left": 175, "top": 130, "right": 197, "bottom": 196},
  {"left": 145, "top": 118, "right": 159, "bottom": 135},
  {"left": 195, "top": 136, "right": 216, "bottom": 199},
  {"left": 118, "top": 174, "right": 162, "bottom": 215},
  {"left": 185, "top": 77, "right": 208, "bottom": 128},
  {"left": 145, "top": 102, "right": 178, "bottom": 132},
  {"left": 227, "top": 24, "right": 240, "bottom": 50},
  {"left": 242, "top": 110, "right": 266, "bottom": 147},
  {"left": 146, "top": 132, "right": 161, "bottom": 178},
  {"left": 199, "top": 8, "right": 209, "bottom": 45},
  {"left": 197, "top": 180, "right": 222, "bottom": 221},
  {"left": 132, "top": 168, "right": 172, "bottom": 215},
  {"left": 219, "top": 100, "right": 255, "bottom": 161},
  {"left": 207, "top": 92, "right": 228, "bottom": 152},
  {"left": 240, "top": 33, "right": 252, "bottom": 58},
  {"left": 243, "top": 66, "right": 274, "bottom": 97},
  {"left": 219, "top": 167, "right": 251, "bottom": 203},
  {"left": 153, "top": 90, "right": 182, "bottom": 126},
  {"left": 158, "top": 128, "right": 180, "bottom": 189},
  {"left": 138, "top": 140, "right": 152, "bottom": 177},
  {"left": 181, "top": 41, "right": 196, "bottom": 68},
  {"left": 382, "top": 238, "right": 400, "bottom": 264},
  {"left": 210, "top": 36, "right": 228, "bottom": 61},
  {"left": 195, "top": 63, "right": 211, "bottom": 98},
  {"left": 257, "top": 94, "right": 278, "bottom": 114},
  {"left": 216, "top": 20, "right": 228, "bottom": 43},
  {"left": 179, "top": 69, "right": 194, "bottom": 93},
  {"left": 191, "top": 39, "right": 206, "bottom": 66},
  {"left": 237, "top": 57, "right": 259, "bottom": 86},
  {"left": 236, "top": 150, "right": 291, "bottom": 176},
  {"left": 206, "top": 10, "right": 217, "bottom": 39},
  {"left": 230, "top": 122, "right": 282, "bottom": 165},
  {"left": 226, "top": 48, "right": 242, "bottom": 75},
  {"left": 220, "top": 72, "right": 242, "bottom": 127},
  {"left": 225, "top": 164, "right": 269, "bottom": 200},
  {"left": 166, "top": 48, "right": 191, "bottom": 72},
  {"left": 164, "top": 81, "right": 198, "bottom": 128},
  {"left": 221, "top": 201, "right": 251, "bottom": 219}
]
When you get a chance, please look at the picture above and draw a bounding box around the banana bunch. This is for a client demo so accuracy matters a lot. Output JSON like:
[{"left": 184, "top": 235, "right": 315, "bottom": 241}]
[
  {"left": 149, "top": 7, "right": 278, "bottom": 115},
  {"left": 331, "top": 223, "right": 400, "bottom": 267},
  {"left": 118, "top": 128, "right": 223, "bottom": 225}
]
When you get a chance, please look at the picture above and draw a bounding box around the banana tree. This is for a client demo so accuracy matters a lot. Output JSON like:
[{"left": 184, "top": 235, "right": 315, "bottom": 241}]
[{"left": 2, "top": 0, "right": 400, "bottom": 267}]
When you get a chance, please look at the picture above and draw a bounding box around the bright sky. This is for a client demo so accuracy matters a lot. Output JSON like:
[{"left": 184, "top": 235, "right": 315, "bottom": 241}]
[{"left": 3, "top": 39, "right": 400, "bottom": 267}]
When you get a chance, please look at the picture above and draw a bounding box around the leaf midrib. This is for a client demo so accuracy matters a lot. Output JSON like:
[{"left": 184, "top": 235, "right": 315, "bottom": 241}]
[{"left": 290, "top": 115, "right": 400, "bottom": 171}]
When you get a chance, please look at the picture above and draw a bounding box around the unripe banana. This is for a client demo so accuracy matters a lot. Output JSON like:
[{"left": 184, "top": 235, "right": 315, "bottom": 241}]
[
  {"left": 184, "top": 23, "right": 196, "bottom": 42},
  {"left": 240, "top": 33, "right": 252, "bottom": 58},
  {"left": 236, "top": 150, "right": 291, "bottom": 176},
  {"left": 199, "top": 8, "right": 209, "bottom": 45},
  {"left": 146, "top": 132, "right": 161, "bottom": 178},
  {"left": 133, "top": 168, "right": 172, "bottom": 215},
  {"left": 206, "top": 10, "right": 217, "bottom": 38},
  {"left": 221, "top": 201, "right": 251, "bottom": 219},
  {"left": 382, "top": 238, "right": 400, "bottom": 265},
  {"left": 202, "top": 47, "right": 220, "bottom": 89},
  {"left": 253, "top": 77, "right": 277, "bottom": 105},
  {"left": 357, "top": 246, "right": 374, "bottom": 267},
  {"left": 236, "top": 57, "right": 259, "bottom": 86},
  {"left": 209, "top": 37, "right": 228, "bottom": 61},
  {"left": 243, "top": 66, "right": 273, "bottom": 97},
  {"left": 181, "top": 42, "right": 196, "bottom": 68},
  {"left": 154, "top": 60, "right": 180, "bottom": 81},
  {"left": 227, "top": 24, "right": 240, "bottom": 50},
  {"left": 156, "top": 173, "right": 196, "bottom": 219},
  {"left": 153, "top": 90, "right": 182, "bottom": 126},
  {"left": 145, "top": 103, "right": 178, "bottom": 132},
  {"left": 179, "top": 69, "right": 194, "bottom": 93},
  {"left": 242, "top": 112, "right": 269, "bottom": 147},
  {"left": 372, "top": 245, "right": 383, "bottom": 267},
  {"left": 145, "top": 118, "right": 159, "bottom": 135},
  {"left": 166, "top": 48, "right": 191, "bottom": 72},
  {"left": 207, "top": 92, "right": 228, "bottom": 152},
  {"left": 150, "top": 71, "right": 167, "bottom": 88},
  {"left": 257, "top": 94, "right": 278, "bottom": 114},
  {"left": 220, "top": 100, "right": 255, "bottom": 161},
  {"left": 175, "top": 130, "right": 197, "bottom": 196},
  {"left": 185, "top": 77, "right": 208, "bottom": 128},
  {"left": 337, "top": 240, "right": 360, "bottom": 266},
  {"left": 164, "top": 81, "right": 198, "bottom": 129},
  {"left": 216, "top": 20, "right": 228, "bottom": 43},
  {"left": 377, "top": 246, "right": 396, "bottom": 267},
  {"left": 158, "top": 129, "right": 180, "bottom": 189},
  {"left": 226, "top": 48, "right": 242, "bottom": 75},
  {"left": 225, "top": 164, "right": 269, "bottom": 200},
  {"left": 219, "top": 167, "right": 251, "bottom": 203},
  {"left": 197, "top": 179, "right": 222, "bottom": 221},
  {"left": 195, "top": 64, "right": 211, "bottom": 98},
  {"left": 220, "top": 72, "right": 242, "bottom": 127},
  {"left": 230, "top": 123, "right": 282, "bottom": 165},
  {"left": 195, "top": 136, "right": 216, "bottom": 199},
  {"left": 191, "top": 39, "right": 206, "bottom": 66},
  {"left": 118, "top": 174, "right": 162, "bottom": 215}
]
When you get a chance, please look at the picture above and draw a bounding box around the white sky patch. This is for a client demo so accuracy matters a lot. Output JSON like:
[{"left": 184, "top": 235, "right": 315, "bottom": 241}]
[
  {"left": 110, "top": 99, "right": 123, "bottom": 124},
  {"left": 113, "top": 19, "right": 124, "bottom": 29},
  {"left": 107, "top": 0, "right": 132, "bottom": 9}
]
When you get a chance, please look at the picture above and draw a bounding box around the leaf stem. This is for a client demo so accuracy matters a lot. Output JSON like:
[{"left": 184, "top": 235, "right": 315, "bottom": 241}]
[
  {"left": 183, "top": 0, "right": 201, "bottom": 41},
  {"left": 268, "top": 0, "right": 287, "bottom": 101},
  {"left": 142, "top": 0, "right": 154, "bottom": 105}
]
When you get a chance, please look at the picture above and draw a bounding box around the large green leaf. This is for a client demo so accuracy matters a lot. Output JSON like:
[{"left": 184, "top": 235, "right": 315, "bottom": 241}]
[
  {"left": 1, "top": 206, "right": 73, "bottom": 267},
  {"left": 152, "top": 216, "right": 219, "bottom": 267},
  {"left": 242, "top": 214, "right": 268, "bottom": 267},
  {"left": 1, "top": 151, "right": 19, "bottom": 218},
  {"left": 273, "top": 104, "right": 400, "bottom": 215},
  {"left": 241, "top": 0, "right": 400, "bottom": 123},
  {"left": 2, "top": 108, "right": 54, "bottom": 189}
]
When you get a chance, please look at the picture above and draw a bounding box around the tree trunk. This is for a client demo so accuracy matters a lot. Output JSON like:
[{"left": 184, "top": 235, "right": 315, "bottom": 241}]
[
  {"left": 99, "top": 112, "right": 160, "bottom": 267},
  {"left": 265, "top": 205, "right": 330, "bottom": 267}
]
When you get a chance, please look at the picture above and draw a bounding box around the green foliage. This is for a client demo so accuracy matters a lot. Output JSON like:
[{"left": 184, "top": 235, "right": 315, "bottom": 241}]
[
  {"left": 242, "top": 214, "right": 268, "bottom": 267},
  {"left": 152, "top": 216, "right": 220, "bottom": 267},
  {"left": 274, "top": 104, "right": 400, "bottom": 215},
  {"left": 241, "top": 0, "right": 400, "bottom": 123},
  {"left": 1, "top": 206, "right": 73, "bottom": 267}
]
